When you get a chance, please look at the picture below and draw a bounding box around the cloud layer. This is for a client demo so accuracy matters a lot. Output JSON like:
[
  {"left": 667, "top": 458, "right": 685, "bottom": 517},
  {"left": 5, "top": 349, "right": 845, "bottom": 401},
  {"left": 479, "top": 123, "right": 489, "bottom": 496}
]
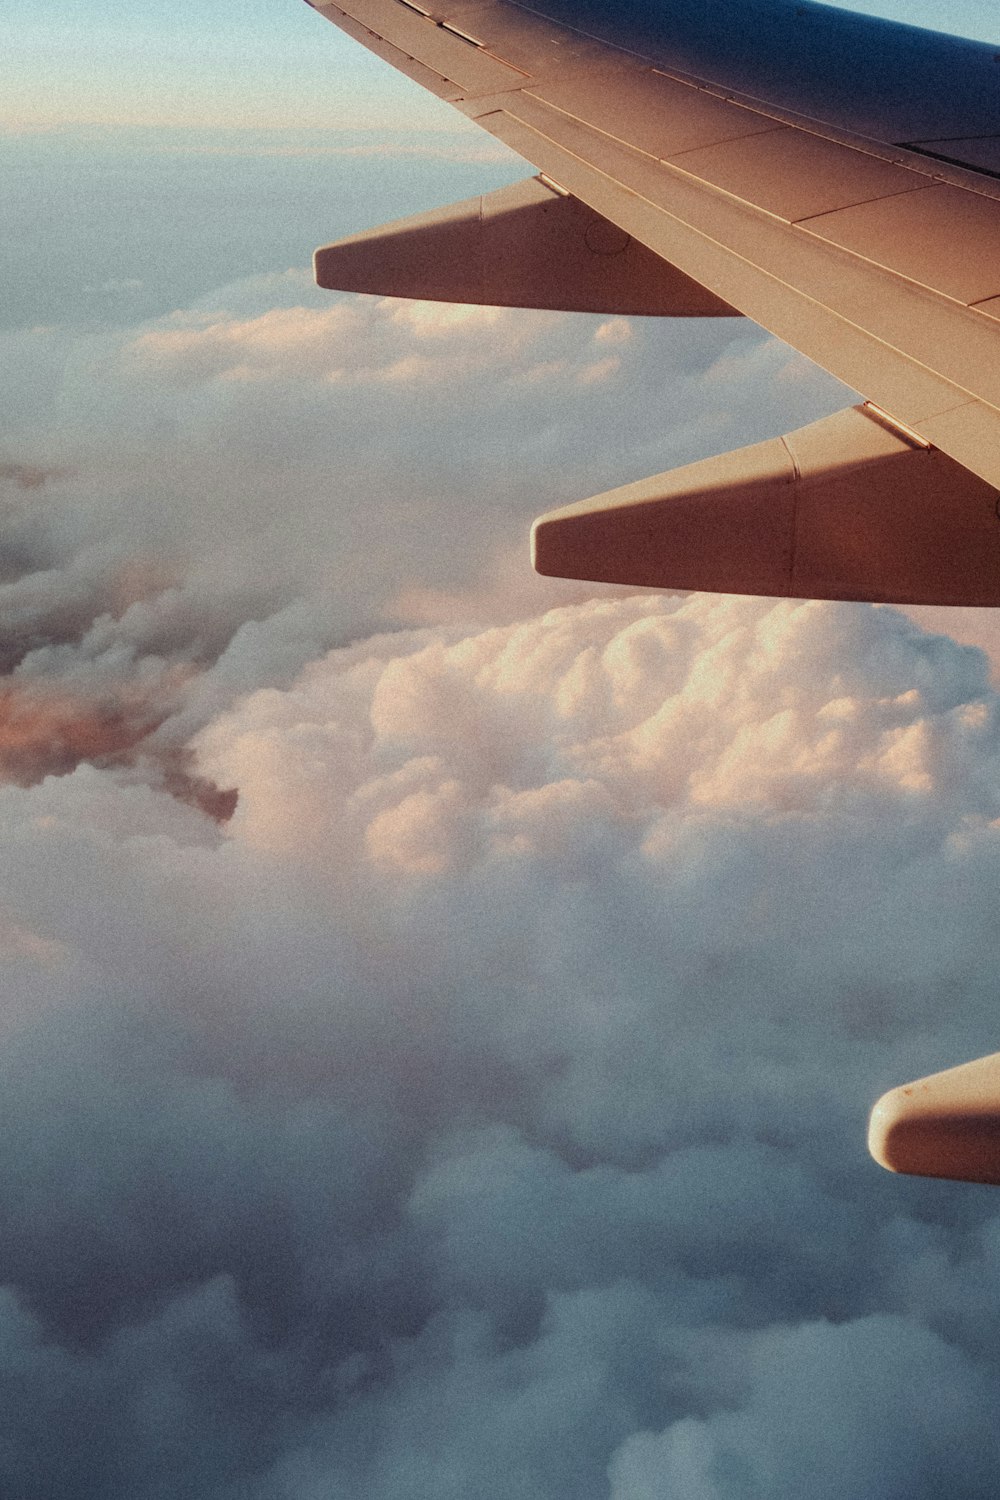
[
  {"left": 2, "top": 589, "right": 1000, "bottom": 1496},
  {"left": 2, "top": 268, "right": 849, "bottom": 807},
  {"left": 7, "top": 215, "right": 1000, "bottom": 1495}
]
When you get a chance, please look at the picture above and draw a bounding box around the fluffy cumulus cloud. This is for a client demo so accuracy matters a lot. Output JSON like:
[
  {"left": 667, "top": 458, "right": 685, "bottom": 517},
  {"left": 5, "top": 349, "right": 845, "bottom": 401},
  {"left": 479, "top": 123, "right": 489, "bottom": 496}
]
[
  {"left": 0, "top": 266, "right": 849, "bottom": 813},
  {"left": 7, "top": 250, "right": 1000, "bottom": 1495},
  {"left": 1, "top": 588, "right": 1000, "bottom": 1497}
]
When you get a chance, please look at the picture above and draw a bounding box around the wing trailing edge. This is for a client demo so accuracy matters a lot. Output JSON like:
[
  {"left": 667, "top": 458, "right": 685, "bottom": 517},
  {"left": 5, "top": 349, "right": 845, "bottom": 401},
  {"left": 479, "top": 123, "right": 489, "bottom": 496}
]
[
  {"left": 532, "top": 404, "right": 1000, "bottom": 607},
  {"left": 314, "top": 176, "right": 739, "bottom": 316}
]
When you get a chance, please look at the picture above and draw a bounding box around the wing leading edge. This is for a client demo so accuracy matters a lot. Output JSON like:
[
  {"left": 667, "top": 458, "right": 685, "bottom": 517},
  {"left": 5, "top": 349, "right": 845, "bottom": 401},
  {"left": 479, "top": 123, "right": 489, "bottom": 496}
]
[{"left": 303, "top": 0, "right": 1000, "bottom": 603}]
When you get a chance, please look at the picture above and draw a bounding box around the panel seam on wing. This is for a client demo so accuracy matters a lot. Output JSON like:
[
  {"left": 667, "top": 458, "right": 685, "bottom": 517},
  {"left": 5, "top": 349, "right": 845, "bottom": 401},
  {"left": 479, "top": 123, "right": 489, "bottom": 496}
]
[{"left": 473, "top": 104, "right": 1000, "bottom": 420}]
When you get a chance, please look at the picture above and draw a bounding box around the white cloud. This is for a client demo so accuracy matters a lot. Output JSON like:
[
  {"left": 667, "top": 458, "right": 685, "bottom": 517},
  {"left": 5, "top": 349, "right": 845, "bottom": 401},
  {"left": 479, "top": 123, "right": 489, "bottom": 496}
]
[
  {"left": 0, "top": 587, "right": 999, "bottom": 1494},
  {"left": 0, "top": 270, "right": 853, "bottom": 808},
  {"left": 7, "top": 247, "right": 1000, "bottom": 1495},
  {"left": 609, "top": 1316, "right": 1000, "bottom": 1500}
]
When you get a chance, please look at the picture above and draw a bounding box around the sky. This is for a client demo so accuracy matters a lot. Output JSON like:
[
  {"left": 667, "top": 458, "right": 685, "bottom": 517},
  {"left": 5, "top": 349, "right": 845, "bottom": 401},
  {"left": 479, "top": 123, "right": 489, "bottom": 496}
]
[
  {"left": 4, "top": 1, "right": 1000, "bottom": 1496},
  {"left": 1, "top": 0, "right": 997, "bottom": 128}
]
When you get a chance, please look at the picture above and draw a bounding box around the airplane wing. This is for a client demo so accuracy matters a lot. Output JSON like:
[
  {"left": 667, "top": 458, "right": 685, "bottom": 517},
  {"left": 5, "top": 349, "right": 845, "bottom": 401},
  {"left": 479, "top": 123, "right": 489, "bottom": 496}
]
[{"left": 303, "top": 0, "right": 1000, "bottom": 605}]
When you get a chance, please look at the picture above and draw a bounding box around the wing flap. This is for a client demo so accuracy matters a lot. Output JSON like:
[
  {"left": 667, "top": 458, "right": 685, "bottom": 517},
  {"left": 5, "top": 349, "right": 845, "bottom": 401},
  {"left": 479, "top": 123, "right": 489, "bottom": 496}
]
[
  {"left": 656, "top": 125, "right": 921, "bottom": 222},
  {"left": 533, "top": 63, "right": 783, "bottom": 158},
  {"left": 798, "top": 182, "right": 1000, "bottom": 306},
  {"left": 532, "top": 404, "right": 1000, "bottom": 607}
]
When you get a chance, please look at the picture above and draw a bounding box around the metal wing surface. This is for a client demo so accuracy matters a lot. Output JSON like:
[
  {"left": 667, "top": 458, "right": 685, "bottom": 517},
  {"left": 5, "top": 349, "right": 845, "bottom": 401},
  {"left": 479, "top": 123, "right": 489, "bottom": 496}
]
[{"left": 303, "top": 0, "right": 1000, "bottom": 606}]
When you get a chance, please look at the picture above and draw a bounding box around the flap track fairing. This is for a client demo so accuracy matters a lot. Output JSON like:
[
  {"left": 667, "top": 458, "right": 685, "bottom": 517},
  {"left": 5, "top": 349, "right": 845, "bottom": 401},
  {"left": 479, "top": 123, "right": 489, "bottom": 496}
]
[
  {"left": 314, "top": 175, "right": 740, "bottom": 316},
  {"left": 532, "top": 404, "right": 1000, "bottom": 607}
]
